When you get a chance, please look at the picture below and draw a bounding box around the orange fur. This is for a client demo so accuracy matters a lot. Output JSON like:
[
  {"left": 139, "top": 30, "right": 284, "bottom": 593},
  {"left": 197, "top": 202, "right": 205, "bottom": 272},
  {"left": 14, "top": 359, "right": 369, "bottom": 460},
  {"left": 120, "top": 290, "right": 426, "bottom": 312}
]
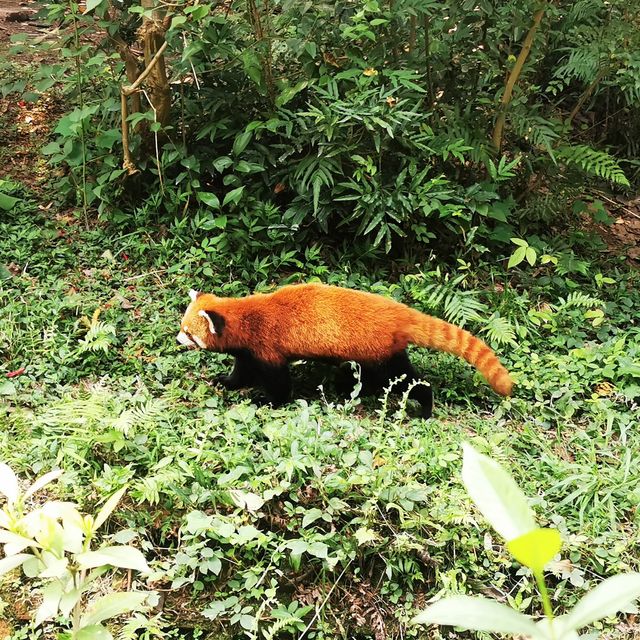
[{"left": 178, "top": 283, "right": 513, "bottom": 397}]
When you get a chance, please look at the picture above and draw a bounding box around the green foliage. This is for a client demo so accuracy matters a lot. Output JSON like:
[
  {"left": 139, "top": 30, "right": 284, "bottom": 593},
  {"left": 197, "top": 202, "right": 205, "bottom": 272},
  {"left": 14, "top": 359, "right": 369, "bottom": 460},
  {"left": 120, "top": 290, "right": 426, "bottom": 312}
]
[
  {"left": 2, "top": 195, "right": 640, "bottom": 637},
  {"left": 6, "top": 0, "right": 635, "bottom": 257},
  {"left": 557, "top": 145, "right": 631, "bottom": 187},
  {"left": 414, "top": 444, "right": 640, "bottom": 639},
  {"left": 0, "top": 464, "right": 155, "bottom": 636}
]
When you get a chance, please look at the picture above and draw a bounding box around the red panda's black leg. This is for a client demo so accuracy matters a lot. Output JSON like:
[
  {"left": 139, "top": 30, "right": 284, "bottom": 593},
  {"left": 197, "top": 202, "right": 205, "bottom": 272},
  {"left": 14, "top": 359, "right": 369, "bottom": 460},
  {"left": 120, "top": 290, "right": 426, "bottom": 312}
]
[
  {"left": 258, "top": 362, "right": 291, "bottom": 407},
  {"left": 219, "top": 352, "right": 257, "bottom": 390},
  {"left": 375, "top": 350, "right": 433, "bottom": 419}
]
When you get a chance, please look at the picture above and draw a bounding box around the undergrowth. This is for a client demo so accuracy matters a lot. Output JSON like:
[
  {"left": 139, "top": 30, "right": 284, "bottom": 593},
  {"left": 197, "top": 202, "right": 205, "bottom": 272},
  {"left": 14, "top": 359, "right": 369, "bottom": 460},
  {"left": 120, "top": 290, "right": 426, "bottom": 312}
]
[{"left": 1, "top": 183, "right": 639, "bottom": 638}]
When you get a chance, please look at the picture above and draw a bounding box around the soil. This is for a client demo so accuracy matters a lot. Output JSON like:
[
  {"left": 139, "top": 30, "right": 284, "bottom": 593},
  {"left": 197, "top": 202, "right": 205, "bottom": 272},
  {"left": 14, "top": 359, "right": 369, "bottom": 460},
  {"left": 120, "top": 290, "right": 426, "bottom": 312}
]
[{"left": 0, "top": 0, "right": 43, "bottom": 43}]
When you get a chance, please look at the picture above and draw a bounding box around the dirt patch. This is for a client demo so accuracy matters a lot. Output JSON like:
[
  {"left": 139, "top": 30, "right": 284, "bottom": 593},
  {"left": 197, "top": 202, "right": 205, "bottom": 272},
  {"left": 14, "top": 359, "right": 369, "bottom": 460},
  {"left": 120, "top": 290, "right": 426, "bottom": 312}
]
[
  {"left": 590, "top": 191, "right": 640, "bottom": 263},
  {"left": 0, "top": 0, "right": 44, "bottom": 43}
]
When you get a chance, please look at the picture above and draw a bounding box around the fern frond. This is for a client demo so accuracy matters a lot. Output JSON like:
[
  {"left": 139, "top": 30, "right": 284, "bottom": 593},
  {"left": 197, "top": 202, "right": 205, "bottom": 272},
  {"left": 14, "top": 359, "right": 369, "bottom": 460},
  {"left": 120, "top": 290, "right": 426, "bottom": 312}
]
[
  {"left": 557, "top": 145, "right": 630, "bottom": 186},
  {"left": 510, "top": 112, "right": 561, "bottom": 155},
  {"left": 555, "top": 44, "right": 604, "bottom": 84},
  {"left": 564, "top": 0, "right": 605, "bottom": 27},
  {"left": 558, "top": 291, "right": 605, "bottom": 309},
  {"left": 482, "top": 314, "right": 518, "bottom": 347},
  {"left": 420, "top": 281, "right": 488, "bottom": 327}
]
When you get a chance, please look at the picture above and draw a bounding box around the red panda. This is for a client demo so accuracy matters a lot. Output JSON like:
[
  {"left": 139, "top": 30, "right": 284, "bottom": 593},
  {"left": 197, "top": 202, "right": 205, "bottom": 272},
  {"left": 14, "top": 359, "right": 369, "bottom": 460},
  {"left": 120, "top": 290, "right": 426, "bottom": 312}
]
[{"left": 177, "top": 283, "right": 514, "bottom": 418}]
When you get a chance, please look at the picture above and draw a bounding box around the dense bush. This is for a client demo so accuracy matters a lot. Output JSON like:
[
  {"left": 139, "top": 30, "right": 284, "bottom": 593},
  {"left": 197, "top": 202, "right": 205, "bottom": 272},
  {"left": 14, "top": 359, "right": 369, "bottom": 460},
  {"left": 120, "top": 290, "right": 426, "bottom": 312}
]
[{"left": 6, "top": 0, "right": 638, "bottom": 256}]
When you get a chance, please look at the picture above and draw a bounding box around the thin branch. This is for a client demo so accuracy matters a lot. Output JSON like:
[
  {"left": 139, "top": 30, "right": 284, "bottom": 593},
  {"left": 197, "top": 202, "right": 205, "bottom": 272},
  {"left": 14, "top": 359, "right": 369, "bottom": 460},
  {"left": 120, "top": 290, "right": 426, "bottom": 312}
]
[{"left": 492, "top": 6, "right": 545, "bottom": 152}]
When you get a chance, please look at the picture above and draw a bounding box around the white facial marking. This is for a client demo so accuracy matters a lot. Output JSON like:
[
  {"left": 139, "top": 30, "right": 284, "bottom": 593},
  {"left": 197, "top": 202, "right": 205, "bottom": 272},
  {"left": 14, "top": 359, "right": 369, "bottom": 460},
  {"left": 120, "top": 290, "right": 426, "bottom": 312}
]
[
  {"left": 192, "top": 335, "right": 207, "bottom": 349},
  {"left": 189, "top": 289, "right": 199, "bottom": 302},
  {"left": 198, "top": 309, "right": 216, "bottom": 334},
  {"left": 177, "top": 330, "right": 196, "bottom": 347}
]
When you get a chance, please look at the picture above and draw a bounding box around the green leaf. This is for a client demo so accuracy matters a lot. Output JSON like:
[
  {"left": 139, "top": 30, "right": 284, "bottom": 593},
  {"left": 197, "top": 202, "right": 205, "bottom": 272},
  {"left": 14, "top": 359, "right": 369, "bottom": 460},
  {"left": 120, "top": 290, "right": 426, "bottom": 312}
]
[
  {"left": 222, "top": 186, "right": 245, "bottom": 207},
  {"left": 80, "top": 592, "right": 151, "bottom": 627},
  {"left": 507, "top": 246, "right": 527, "bottom": 269},
  {"left": 242, "top": 50, "right": 263, "bottom": 87},
  {"left": 76, "top": 625, "right": 113, "bottom": 640},
  {"left": 212, "top": 156, "right": 233, "bottom": 172},
  {"left": 93, "top": 486, "right": 127, "bottom": 532},
  {"left": 76, "top": 546, "right": 150, "bottom": 573},
  {"left": 461, "top": 443, "right": 536, "bottom": 541},
  {"left": 232, "top": 130, "right": 253, "bottom": 156},
  {"left": 507, "top": 528, "right": 562, "bottom": 572},
  {"left": 24, "top": 469, "right": 63, "bottom": 500},
  {"left": 0, "top": 192, "right": 19, "bottom": 211},
  {"left": 510, "top": 237, "right": 528, "bottom": 247},
  {"left": 562, "top": 573, "right": 640, "bottom": 632},
  {"left": 413, "top": 595, "right": 544, "bottom": 638},
  {"left": 197, "top": 192, "right": 221, "bottom": 209},
  {"left": 85, "top": 0, "right": 106, "bottom": 13},
  {"left": 525, "top": 247, "right": 537, "bottom": 266}
]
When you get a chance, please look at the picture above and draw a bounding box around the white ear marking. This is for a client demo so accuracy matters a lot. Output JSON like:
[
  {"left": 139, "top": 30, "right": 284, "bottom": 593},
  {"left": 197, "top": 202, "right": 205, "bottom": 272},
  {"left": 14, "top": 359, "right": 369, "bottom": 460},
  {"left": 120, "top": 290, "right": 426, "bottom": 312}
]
[
  {"left": 199, "top": 309, "right": 216, "bottom": 334},
  {"left": 189, "top": 289, "right": 199, "bottom": 302}
]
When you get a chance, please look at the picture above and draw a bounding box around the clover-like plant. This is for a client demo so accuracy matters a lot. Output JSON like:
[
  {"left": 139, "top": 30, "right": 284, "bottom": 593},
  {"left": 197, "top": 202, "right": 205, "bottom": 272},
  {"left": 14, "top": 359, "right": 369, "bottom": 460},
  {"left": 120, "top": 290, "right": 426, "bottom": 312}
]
[
  {"left": 414, "top": 444, "right": 640, "bottom": 639},
  {"left": 0, "top": 463, "right": 155, "bottom": 639}
]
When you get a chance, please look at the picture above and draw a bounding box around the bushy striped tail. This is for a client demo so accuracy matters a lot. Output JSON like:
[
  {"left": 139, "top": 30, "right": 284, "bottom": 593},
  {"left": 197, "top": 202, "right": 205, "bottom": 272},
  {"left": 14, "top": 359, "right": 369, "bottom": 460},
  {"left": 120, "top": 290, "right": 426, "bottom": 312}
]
[{"left": 408, "top": 310, "right": 513, "bottom": 396}]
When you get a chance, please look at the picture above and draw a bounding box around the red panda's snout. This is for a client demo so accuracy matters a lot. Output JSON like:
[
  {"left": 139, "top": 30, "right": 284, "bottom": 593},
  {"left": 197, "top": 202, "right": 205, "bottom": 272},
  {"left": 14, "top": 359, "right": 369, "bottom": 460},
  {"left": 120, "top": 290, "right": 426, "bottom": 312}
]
[{"left": 177, "top": 330, "right": 197, "bottom": 348}]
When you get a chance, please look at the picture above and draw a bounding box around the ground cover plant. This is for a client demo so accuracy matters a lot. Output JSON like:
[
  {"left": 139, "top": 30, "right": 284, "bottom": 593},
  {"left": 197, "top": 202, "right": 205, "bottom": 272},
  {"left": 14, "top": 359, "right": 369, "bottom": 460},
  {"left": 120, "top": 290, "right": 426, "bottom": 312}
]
[
  {"left": 1, "top": 180, "right": 639, "bottom": 638},
  {"left": 1, "top": 0, "right": 640, "bottom": 637}
]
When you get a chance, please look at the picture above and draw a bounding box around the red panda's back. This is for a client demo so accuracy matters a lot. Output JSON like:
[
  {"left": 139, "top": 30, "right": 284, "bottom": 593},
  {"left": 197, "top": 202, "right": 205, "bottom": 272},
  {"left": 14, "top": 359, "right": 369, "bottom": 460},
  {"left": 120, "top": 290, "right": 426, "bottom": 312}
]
[{"left": 267, "top": 284, "right": 412, "bottom": 362}]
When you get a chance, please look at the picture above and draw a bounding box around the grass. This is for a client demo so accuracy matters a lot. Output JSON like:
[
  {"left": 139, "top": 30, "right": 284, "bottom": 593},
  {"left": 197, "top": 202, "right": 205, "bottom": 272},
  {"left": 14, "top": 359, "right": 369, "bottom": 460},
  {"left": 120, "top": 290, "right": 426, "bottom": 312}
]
[{"left": 1, "top": 180, "right": 640, "bottom": 639}]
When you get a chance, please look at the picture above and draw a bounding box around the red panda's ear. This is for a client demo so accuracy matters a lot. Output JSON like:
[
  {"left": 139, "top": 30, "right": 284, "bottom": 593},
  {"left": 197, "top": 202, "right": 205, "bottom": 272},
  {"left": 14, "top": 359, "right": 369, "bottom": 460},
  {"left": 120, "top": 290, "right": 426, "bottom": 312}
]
[
  {"left": 199, "top": 309, "right": 226, "bottom": 336},
  {"left": 198, "top": 309, "right": 216, "bottom": 334},
  {"left": 189, "top": 289, "right": 200, "bottom": 302}
]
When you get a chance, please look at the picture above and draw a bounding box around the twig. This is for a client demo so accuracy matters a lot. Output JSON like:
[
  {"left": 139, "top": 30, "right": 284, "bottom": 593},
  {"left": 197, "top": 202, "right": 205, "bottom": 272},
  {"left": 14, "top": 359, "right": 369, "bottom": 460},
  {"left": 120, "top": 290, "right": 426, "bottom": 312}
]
[
  {"left": 298, "top": 561, "right": 352, "bottom": 640},
  {"left": 123, "top": 269, "right": 167, "bottom": 281},
  {"left": 492, "top": 6, "right": 545, "bottom": 152},
  {"left": 588, "top": 190, "right": 640, "bottom": 220}
]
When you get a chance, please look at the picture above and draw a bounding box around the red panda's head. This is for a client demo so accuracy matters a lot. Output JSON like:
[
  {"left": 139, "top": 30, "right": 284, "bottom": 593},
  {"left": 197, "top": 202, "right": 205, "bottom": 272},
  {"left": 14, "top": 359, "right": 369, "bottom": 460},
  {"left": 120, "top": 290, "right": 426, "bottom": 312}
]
[{"left": 177, "top": 290, "right": 225, "bottom": 350}]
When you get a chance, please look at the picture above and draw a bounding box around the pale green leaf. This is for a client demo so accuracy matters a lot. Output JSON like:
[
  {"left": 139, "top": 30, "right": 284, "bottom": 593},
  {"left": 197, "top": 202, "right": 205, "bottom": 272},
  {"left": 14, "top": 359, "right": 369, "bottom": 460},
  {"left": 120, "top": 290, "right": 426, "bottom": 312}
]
[
  {"left": 0, "top": 463, "right": 19, "bottom": 504},
  {"left": 60, "top": 588, "right": 82, "bottom": 618},
  {"left": 355, "top": 527, "right": 379, "bottom": 546},
  {"left": 80, "top": 592, "right": 151, "bottom": 627},
  {"left": 35, "top": 582, "right": 63, "bottom": 626},
  {"left": 461, "top": 443, "right": 536, "bottom": 541},
  {"left": 77, "top": 625, "right": 114, "bottom": 640},
  {"left": 412, "top": 595, "right": 545, "bottom": 638},
  {"left": 307, "top": 541, "right": 328, "bottom": 558},
  {"left": 0, "top": 380, "right": 16, "bottom": 396},
  {"left": 85, "top": 0, "right": 106, "bottom": 12},
  {"left": 301, "top": 508, "right": 324, "bottom": 529},
  {"left": 0, "top": 553, "right": 32, "bottom": 576},
  {"left": 76, "top": 546, "right": 150, "bottom": 573},
  {"left": 0, "top": 530, "right": 40, "bottom": 554},
  {"left": 562, "top": 573, "right": 640, "bottom": 631},
  {"left": 229, "top": 489, "right": 264, "bottom": 513},
  {"left": 507, "top": 528, "right": 562, "bottom": 572},
  {"left": 24, "top": 469, "right": 63, "bottom": 500},
  {"left": 93, "top": 486, "right": 127, "bottom": 531}
]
